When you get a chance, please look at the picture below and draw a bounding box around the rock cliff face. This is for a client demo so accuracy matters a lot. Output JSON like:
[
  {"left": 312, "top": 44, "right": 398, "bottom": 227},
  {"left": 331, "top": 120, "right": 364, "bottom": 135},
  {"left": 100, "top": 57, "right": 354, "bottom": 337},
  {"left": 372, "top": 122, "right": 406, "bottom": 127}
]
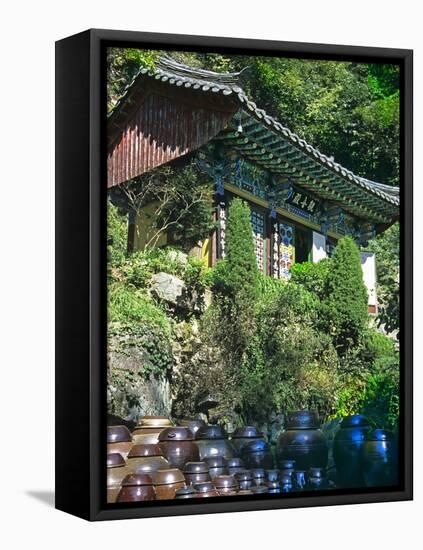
[
  {"left": 107, "top": 334, "right": 172, "bottom": 422},
  {"left": 107, "top": 258, "right": 209, "bottom": 423}
]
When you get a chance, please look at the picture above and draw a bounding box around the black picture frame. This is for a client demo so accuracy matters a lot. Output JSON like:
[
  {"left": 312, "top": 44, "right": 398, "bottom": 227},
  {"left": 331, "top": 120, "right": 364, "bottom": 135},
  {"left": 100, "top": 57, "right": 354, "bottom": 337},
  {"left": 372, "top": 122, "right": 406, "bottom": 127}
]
[{"left": 55, "top": 28, "right": 413, "bottom": 521}]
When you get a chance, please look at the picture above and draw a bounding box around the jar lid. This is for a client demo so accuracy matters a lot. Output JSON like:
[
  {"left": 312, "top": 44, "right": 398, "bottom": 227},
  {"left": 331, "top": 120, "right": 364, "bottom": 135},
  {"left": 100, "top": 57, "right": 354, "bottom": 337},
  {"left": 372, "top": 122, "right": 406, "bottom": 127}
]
[
  {"left": 183, "top": 461, "right": 209, "bottom": 474},
  {"left": 231, "top": 426, "right": 262, "bottom": 439},
  {"left": 240, "top": 439, "right": 270, "bottom": 454},
  {"left": 213, "top": 475, "right": 237, "bottom": 488},
  {"left": 107, "top": 453, "right": 125, "bottom": 468},
  {"left": 121, "top": 473, "right": 153, "bottom": 486},
  {"left": 285, "top": 411, "right": 320, "bottom": 430},
  {"left": 193, "top": 481, "right": 215, "bottom": 493},
  {"left": 205, "top": 456, "right": 227, "bottom": 468},
  {"left": 227, "top": 458, "right": 244, "bottom": 469},
  {"left": 151, "top": 468, "right": 185, "bottom": 485},
  {"left": 234, "top": 470, "right": 253, "bottom": 482},
  {"left": 340, "top": 414, "right": 370, "bottom": 428},
  {"left": 158, "top": 427, "right": 194, "bottom": 442},
  {"left": 107, "top": 425, "right": 132, "bottom": 443},
  {"left": 128, "top": 443, "right": 163, "bottom": 458},
  {"left": 196, "top": 425, "right": 227, "bottom": 440}
]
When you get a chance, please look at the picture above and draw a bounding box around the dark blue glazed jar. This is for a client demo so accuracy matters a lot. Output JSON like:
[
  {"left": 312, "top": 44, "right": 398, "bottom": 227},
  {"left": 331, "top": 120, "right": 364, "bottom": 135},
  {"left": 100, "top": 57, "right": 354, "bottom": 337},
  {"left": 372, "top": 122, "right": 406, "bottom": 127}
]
[
  {"left": 333, "top": 414, "right": 370, "bottom": 488},
  {"left": 361, "top": 429, "right": 398, "bottom": 487}
]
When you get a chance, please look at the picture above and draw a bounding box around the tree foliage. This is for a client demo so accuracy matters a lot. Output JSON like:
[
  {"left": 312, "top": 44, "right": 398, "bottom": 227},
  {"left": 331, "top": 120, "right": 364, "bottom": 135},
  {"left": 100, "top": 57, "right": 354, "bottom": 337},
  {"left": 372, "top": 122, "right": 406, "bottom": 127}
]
[{"left": 322, "top": 237, "right": 369, "bottom": 353}]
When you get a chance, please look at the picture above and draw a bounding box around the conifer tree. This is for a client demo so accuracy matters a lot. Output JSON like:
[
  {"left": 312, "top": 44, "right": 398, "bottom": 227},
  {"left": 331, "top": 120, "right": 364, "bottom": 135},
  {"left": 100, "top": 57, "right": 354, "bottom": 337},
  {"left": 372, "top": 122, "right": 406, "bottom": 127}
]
[{"left": 323, "top": 236, "right": 369, "bottom": 352}]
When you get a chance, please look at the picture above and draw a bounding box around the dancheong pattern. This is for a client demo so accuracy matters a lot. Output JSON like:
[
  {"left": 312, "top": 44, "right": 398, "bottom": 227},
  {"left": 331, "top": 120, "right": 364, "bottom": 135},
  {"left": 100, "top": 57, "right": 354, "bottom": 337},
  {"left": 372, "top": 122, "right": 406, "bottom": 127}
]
[
  {"left": 279, "top": 223, "right": 295, "bottom": 279},
  {"left": 251, "top": 210, "right": 266, "bottom": 272}
]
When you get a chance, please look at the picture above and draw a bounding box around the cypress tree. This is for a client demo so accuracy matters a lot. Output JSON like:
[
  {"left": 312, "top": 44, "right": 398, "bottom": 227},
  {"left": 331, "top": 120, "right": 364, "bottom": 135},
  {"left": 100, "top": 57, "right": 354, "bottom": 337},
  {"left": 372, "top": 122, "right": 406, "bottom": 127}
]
[
  {"left": 224, "top": 198, "right": 259, "bottom": 303},
  {"left": 323, "top": 236, "right": 369, "bottom": 352}
]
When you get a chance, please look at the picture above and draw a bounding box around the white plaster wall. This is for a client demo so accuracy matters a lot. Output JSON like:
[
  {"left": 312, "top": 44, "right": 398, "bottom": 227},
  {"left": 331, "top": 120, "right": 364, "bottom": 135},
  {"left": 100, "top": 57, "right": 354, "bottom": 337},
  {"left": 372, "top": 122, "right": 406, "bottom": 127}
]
[
  {"left": 361, "top": 251, "right": 378, "bottom": 308},
  {"left": 312, "top": 231, "right": 327, "bottom": 262}
]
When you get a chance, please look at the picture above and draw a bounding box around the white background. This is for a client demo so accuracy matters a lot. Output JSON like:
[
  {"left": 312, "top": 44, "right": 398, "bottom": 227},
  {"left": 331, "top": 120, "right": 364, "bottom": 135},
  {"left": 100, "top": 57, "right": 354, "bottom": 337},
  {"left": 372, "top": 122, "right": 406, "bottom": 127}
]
[{"left": 0, "top": 1, "right": 420, "bottom": 548}]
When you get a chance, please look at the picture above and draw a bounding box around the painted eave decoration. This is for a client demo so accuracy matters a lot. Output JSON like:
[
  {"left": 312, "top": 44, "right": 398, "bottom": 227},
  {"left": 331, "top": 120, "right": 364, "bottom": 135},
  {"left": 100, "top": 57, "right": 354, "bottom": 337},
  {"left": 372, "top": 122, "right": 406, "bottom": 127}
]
[{"left": 107, "top": 57, "right": 400, "bottom": 226}]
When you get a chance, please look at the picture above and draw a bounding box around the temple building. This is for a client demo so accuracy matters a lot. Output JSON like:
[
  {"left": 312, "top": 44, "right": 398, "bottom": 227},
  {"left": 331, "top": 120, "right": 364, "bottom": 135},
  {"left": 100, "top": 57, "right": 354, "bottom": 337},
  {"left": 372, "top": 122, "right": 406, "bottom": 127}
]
[{"left": 107, "top": 57, "right": 400, "bottom": 314}]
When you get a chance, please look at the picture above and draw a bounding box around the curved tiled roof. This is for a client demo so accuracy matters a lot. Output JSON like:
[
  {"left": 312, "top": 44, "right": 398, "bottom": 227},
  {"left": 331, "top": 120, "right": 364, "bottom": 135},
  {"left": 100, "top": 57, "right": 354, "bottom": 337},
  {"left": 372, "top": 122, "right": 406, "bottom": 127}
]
[{"left": 109, "top": 57, "right": 400, "bottom": 213}]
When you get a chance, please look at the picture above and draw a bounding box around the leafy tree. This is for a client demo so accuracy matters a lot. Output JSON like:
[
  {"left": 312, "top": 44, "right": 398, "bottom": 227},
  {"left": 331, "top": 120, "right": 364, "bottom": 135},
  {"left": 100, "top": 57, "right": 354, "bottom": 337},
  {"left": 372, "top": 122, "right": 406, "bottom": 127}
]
[
  {"left": 366, "top": 223, "right": 400, "bottom": 336},
  {"left": 323, "top": 237, "right": 369, "bottom": 352},
  {"left": 110, "top": 161, "right": 215, "bottom": 253}
]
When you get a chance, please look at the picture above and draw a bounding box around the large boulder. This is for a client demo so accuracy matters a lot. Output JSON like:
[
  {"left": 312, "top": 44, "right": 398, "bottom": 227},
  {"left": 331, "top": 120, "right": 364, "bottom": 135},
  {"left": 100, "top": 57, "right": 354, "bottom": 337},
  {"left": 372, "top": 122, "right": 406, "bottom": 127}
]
[{"left": 149, "top": 272, "right": 199, "bottom": 312}]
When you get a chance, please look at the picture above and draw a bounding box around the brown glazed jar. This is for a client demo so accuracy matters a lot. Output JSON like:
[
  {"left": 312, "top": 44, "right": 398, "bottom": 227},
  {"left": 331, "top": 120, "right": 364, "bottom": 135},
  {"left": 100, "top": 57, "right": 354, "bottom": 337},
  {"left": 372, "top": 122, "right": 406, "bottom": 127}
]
[
  {"left": 205, "top": 456, "right": 229, "bottom": 479},
  {"left": 276, "top": 411, "right": 328, "bottom": 470},
  {"left": 175, "top": 486, "right": 198, "bottom": 499},
  {"left": 183, "top": 461, "right": 211, "bottom": 485},
  {"left": 151, "top": 468, "right": 185, "bottom": 500},
  {"left": 116, "top": 473, "right": 156, "bottom": 503},
  {"left": 194, "top": 482, "right": 220, "bottom": 498},
  {"left": 107, "top": 425, "right": 133, "bottom": 459},
  {"left": 230, "top": 426, "right": 264, "bottom": 454},
  {"left": 126, "top": 443, "right": 170, "bottom": 474},
  {"left": 107, "top": 453, "right": 131, "bottom": 503},
  {"left": 214, "top": 474, "right": 238, "bottom": 495},
  {"left": 180, "top": 418, "right": 207, "bottom": 436},
  {"left": 195, "top": 425, "right": 235, "bottom": 461},
  {"left": 132, "top": 416, "right": 173, "bottom": 445},
  {"left": 158, "top": 427, "right": 199, "bottom": 470},
  {"left": 227, "top": 457, "right": 245, "bottom": 476},
  {"left": 234, "top": 470, "right": 254, "bottom": 490}
]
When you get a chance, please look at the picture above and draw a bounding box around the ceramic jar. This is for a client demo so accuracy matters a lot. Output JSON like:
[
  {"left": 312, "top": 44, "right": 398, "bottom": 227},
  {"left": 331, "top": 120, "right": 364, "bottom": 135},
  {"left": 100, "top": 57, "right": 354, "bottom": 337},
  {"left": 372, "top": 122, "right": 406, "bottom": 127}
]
[
  {"left": 276, "top": 411, "right": 328, "bottom": 470},
  {"left": 213, "top": 475, "right": 238, "bottom": 495},
  {"left": 280, "top": 473, "right": 294, "bottom": 493},
  {"left": 107, "top": 453, "right": 131, "bottom": 503},
  {"left": 183, "top": 462, "right": 211, "bottom": 485},
  {"left": 293, "top": 470, "right": 307, "bottom": 490},
  {"left": 227, "top": 458, "right": 244, "bottom": 476},
  {"left": 308, "top": 467, "right": 330, "bottom": 490},
  {"left": 205, "top": 456, "right": 228, "bottom": 479},
  {"left": 158, "top": 427, "right": 199, "bottom": 470},
  {"left": 241, "top": 439, "right": 274, "bottom": 469},
  {"left": 251, "top": 468, "right": 266, "bottom": 486},
  {"left": 333, "top": 414, "right": 370, "bottom": 488},
  {"left": 230, "top": 426, "right": 264, "bottom": 454},
  {"left": 195, "top": 425, "right": 235, "bottom": 460},
  {"left": 266, "top": 469, "right": 280, "bottom": 482},
  {"left": 107, "top": 425, "right": 133, "bottom": 459},
  {"left": 361, "top": 429, "right": 398, "bottom": 487},
  {"left": 126, "top": 443, "right": 170, "bottom": 474},
  {"left": 266, "top": 480, "right": 281, "bottom": 493},
  {"left": 151, "top": 468, "right": 185, "bottom": 500},
  {"left": 116, "top": 473, "right": 155, "bottom": 502},
  {"left": 194, "top": 482, "right": 220, "bottom": 498},
  {"left": 252, "top": 485, "right": 268, "bottom": 495},
  {"left": 234, "top": 470, "right": 253, "bottom": 491},
  {"left": 175, "top": 486, "right": 198, "bottom": 499},
  {"left": 132, "top": 416, "right": 173, "bottom": 445},
  {"left": 180, "top": 419, "right": 207, "bottom": 436}
]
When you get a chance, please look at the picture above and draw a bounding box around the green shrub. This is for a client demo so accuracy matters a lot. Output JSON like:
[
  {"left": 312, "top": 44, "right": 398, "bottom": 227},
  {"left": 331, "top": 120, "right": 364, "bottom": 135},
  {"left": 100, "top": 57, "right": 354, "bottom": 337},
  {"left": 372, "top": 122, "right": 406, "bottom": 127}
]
[
  {"left": 361, "top": 364, "right": 400, "bottom": 430},
  {"left": 213, "top": 198, "right": 259, "bottom": 303},
  {"left": 322, "top": 236, "right": 369, "bottom": 353},
  {"left": 290, "top": 259, "right": 330, "bottom": 299},
  {"left": 107, "top": 201, "right": 128, "bottom": 268},
  {"left": 108, "top": 282, "right": 171, "bottom": 335}
]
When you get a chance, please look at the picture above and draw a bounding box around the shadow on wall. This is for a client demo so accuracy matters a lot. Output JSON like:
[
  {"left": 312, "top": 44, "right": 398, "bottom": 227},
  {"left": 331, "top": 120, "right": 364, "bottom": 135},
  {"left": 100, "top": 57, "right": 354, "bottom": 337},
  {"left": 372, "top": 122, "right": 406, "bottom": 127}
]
[{"left": 26, "top": 490, "right": 55, "bottom": 508}]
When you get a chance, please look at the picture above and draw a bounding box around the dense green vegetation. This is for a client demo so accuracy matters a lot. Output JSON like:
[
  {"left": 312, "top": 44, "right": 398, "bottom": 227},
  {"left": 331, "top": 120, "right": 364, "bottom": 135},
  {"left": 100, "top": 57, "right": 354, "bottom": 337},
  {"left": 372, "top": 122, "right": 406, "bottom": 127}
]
[{"left": 107, "top": 49, "right": 400, "bottom": 431}]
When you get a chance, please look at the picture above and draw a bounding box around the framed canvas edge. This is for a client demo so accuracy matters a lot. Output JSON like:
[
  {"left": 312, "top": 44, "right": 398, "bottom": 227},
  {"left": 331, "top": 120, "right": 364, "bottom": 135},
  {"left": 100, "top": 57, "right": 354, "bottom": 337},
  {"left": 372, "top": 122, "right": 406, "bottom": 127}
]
[{"left": 55, "top": 28, "right": 413, "bottom": 522}]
